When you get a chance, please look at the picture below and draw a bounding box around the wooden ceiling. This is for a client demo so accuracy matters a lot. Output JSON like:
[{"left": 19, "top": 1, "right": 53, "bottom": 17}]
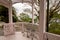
[
  {"left": 12, "top": 0, "right": 37, "bottom": 4},
  {"left": 0, "top": 0, "right": 38, "bottom": 8},
  {"left": 0, "top": 0, "right": 10, "bottom": 8}
]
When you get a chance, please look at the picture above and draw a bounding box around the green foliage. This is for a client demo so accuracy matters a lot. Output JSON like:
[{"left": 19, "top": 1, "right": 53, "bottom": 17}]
[
  {"left": 48, "top": 1, "right": 60, "bottom": 22},
  {"left": 12, "top": 7, "right": 19, "bottom": 22},
  {"left": 0, "top": 5, "right": 18, "bottom": 23},
  {"left": 0, "top": 5, "right": 9, "bottom": 23},
  {"left": 34, "top": 16, "right": 39, "bottom": 23},
  {"left": 19, "top": 13, "right": 32, "bottom": 23},
  {"left": 48, "top": 0, "right": 60, "bottom": 35},
  {"left": 49, "top": 22, "right": 60, "bottom": 35}
]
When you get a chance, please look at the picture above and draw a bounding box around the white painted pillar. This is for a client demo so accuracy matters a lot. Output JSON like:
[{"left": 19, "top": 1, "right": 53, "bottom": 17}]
[
  {"left": 9, "top": 1, "right": 13, "bottom": 23},
  {"left": 38, "top": 0, "right": 46, "bottom": 40},
  {"left": 5, "top": 1, "right": 15, "bottom": 35},
  {"left": 32, "top": 0, "right": 34, "bottom": 24}
]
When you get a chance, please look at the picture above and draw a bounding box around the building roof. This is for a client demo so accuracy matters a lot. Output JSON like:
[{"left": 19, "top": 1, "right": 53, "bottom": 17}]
[
  {"left": 12, "top": 0, "right": 37, "bottom": 4},
  {"left": 0, "top": 0, "right": 38, "bottom": 8}
]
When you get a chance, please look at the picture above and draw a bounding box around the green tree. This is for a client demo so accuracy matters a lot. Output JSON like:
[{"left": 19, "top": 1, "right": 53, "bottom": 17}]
[
  {"left": 0, "top": 5, "right": 9, "bottom": 23},
  {"left": 12, "top": 7, "right": 19, "bottom": 22},
  {"left": 19, "top": 13, "right": 32, "bottom": 23},
  {"left": 49, "top": 1, "right": 60, "bottom": 22},
  {"left": 0, "top": 5, "right": 18, "bottom": 23},
  {"left": 47, "top": 0, "right": 60, "bottom": 35}
]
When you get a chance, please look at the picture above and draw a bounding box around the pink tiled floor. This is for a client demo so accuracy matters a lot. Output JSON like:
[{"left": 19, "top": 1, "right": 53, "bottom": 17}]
[{"left": 0, "top": 32, "right": 31, "bottom": 40}]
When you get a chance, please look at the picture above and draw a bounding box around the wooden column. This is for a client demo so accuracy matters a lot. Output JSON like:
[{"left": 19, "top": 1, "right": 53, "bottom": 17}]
[
  {"left": 38, "top": 0, "right": 46, "bottom": 40},
  {"left": 9, "top": 1, "right": 13, "bottom": 23},
  {"left": 4, "top": 1, "right": 15, "bottom": 35},
  {"left": 32, "top": 0, "right": 34, "bottom": 24}
]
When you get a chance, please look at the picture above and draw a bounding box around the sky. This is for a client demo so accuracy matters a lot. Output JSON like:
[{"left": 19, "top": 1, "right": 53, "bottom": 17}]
[
  {"left": 13, "top": 3, "right": 32, "bottom": 13},
  {"left": 12, "top": 3, "right": 37, "bottom": 19}
]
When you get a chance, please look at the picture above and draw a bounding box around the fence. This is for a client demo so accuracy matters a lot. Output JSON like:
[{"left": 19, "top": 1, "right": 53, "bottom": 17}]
[{"left": 0, "top": 22, "right": 60, "bottom": 40}]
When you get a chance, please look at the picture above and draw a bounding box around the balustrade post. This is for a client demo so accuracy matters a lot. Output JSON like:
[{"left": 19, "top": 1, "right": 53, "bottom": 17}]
[
  {"left": 21, "top": 23, "right": 24, "bottom": 33},
  {"left": 32, "top": 0, "right": 34, "bottom": 24},
  {"left": 9, "top": 1, "right": 13, "bottom": 23}
]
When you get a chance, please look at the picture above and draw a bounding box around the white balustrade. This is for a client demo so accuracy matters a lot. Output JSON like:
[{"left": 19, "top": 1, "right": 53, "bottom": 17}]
[
  {"left": 44, "top": 32, "right": 60, "bottom": 40},
  {"left": 1, "top": 22, "right": 60, "bottom": 40},
  {"left": 3, "top": 23, "right": 15, "bottom": 35}
]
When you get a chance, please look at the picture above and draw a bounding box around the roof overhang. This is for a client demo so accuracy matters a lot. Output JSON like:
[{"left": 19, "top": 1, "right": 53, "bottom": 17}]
[
  {"left": 12, "top": 0, "right": 37, "bottom": 4},
  {"left": 0, "top": 0, "right": 10, "bottom": 8},
  {"left": 12, "top": 0, "right": 32, "bottom": 4},
  {"left": 0, "top": 0, "right": 38, "bottom": 8}
]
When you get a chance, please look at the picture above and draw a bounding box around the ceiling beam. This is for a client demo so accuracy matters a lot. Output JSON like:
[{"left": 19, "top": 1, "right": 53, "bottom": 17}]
[
  {"left": 12, "top": 1, "right": 32, "bottom": 4},
  {"left": 0, "top": 2, "right": 9, "bottom": 8},
  {"left": 0, "top": 0, "right": 10, "bottom": 8}
]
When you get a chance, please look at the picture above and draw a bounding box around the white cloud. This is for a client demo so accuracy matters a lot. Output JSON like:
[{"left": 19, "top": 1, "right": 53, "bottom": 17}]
[{"left": 12, "top": 3, "right": 36, "bottom": 19}]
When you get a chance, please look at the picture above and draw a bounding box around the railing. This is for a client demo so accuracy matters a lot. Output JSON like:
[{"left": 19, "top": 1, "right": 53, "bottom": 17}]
[
  {"left": 3, "top": 23, "right": 15, "bottom": 35},
  {"left": 13, "top": 23, "right": 60, "bottom": 40},
  {"left": 44, "top": 32, "right": 60, "bottom": 40},
  {"left": 14, "top": 22, "right": 39, "bottom": 40},
  {"left": 0, "top": 22, "right": 60, "bottom": 40},
  {"left": 0, "top": 22, "right": 39, "bottom": 40},
  {"left": 22, "top": 23, "right": 39, "bottom": 40}
]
